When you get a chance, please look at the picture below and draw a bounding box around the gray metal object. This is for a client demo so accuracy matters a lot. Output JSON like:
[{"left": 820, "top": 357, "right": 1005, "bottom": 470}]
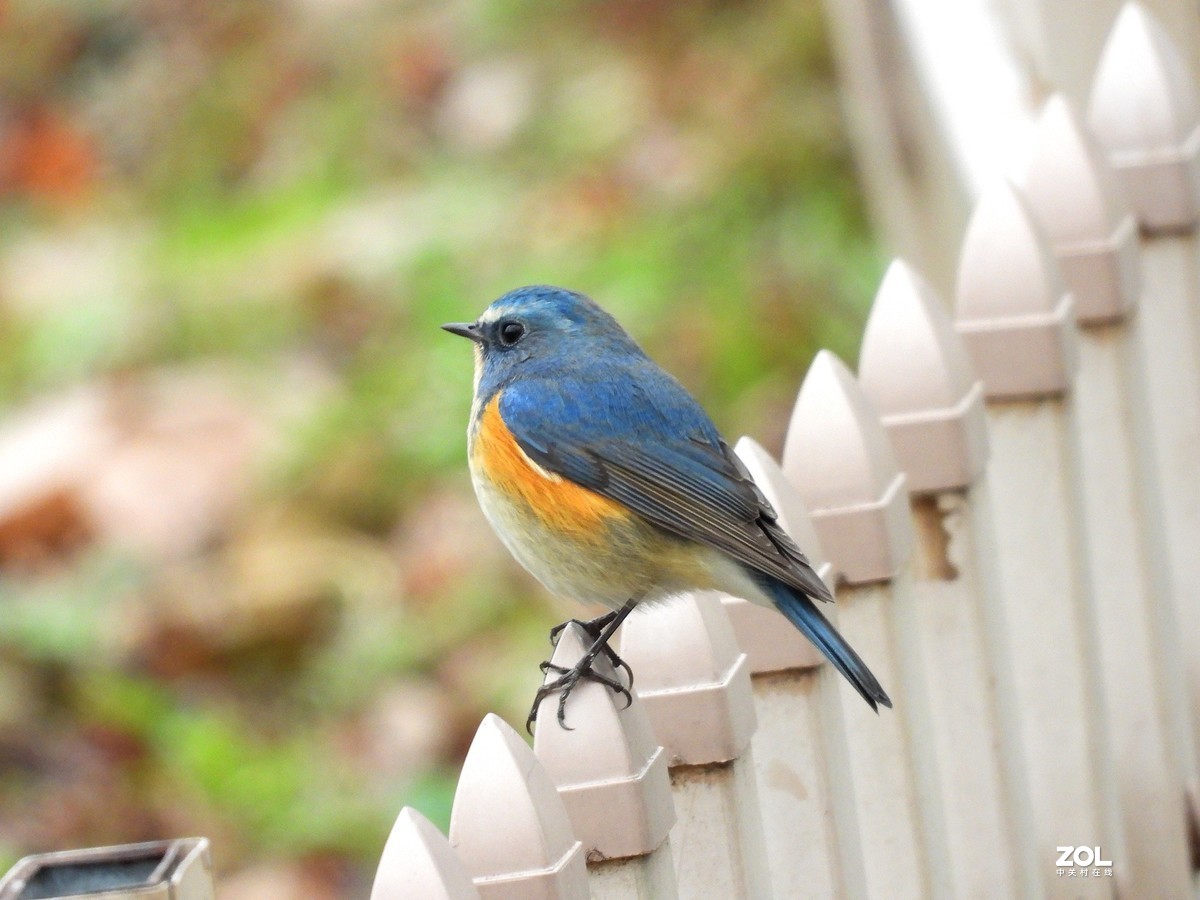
[{"left": 0, "top": 839, "right": 213, "bottom": 900}]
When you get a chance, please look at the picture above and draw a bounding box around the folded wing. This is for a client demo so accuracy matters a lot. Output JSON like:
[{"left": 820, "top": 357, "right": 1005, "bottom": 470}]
[{"left": 498, "top": 373, "right": 833, "bottom": 603}]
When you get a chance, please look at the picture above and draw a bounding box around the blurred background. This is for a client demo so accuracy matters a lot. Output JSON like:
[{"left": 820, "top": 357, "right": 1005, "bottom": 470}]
[{"left": 0, "top": 0, "right": 881, "bottom": 896}]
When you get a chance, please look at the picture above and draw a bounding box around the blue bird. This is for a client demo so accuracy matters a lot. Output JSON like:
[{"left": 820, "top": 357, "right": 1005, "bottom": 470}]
[{"left": 443, "top": 286, "right": 891, "bottom": 730}]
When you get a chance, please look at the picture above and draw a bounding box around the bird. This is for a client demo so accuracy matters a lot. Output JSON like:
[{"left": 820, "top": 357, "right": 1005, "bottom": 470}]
[{"left": 443, "top": 285, "right": 891, "bottom": 731}]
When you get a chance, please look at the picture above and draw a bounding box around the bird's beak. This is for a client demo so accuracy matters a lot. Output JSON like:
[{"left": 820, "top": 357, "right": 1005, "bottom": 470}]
[{"left": 441, "top": 322, "right": 485, "bottom": 344}]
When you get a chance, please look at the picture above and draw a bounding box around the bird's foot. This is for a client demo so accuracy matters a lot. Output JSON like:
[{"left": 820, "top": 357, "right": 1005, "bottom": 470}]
[
  {"left": 526, "top": 657, "right": 633, "bottom": 734},
  {"left": 547, "top": 614, "right": 634, "bottom": 690},
  {"left": 527, "top": 599, "right": 639, "bottom": 735}
]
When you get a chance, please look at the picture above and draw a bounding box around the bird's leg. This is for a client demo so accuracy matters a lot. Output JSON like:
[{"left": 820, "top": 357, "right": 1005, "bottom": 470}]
[
  {"left": 527, "top": 599, "right": 638, "bottom": 733},
  {"left": 547, "top": 609, "right": 634, "bottom": 690},
  {"left": 549, "top": 610, "right": 617, "bottom": 644}
]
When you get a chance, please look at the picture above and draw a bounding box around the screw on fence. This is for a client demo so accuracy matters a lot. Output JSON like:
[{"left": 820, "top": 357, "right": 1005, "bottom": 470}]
[
  {"left": 616, "top": 590, "right": 770, "bottom": 899},
  {"left": 954, "top": 179, "right": 1125, "bottom": 898},
  {"left": 859, "top": 259, "right": 1041, "bottom": 899},
  {"left": 448, "top": 714, "right": 589, "bottom": 899},
  {"left": 726, "top": 436, "right": 868, "bottom": 900},
  {"left": 531, "top": 623, "right": 677, "bottom": 899},
  {"left": 1091, "top": 1, "right": 1200, "bottom": 835},
  {"left": 371, "top": 808, "right": 480, "bottom": 900},
  {"left": 782, "top": 351, "right": 954, "bottom": 899},
  {"left": 1019, "top": 94, "right": 1197, "bottom": 896}
]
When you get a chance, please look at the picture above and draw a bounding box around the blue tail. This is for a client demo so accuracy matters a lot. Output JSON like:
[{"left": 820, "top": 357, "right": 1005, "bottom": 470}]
[{"left": 753, "top": 572, "right": 892, "bottom": 712}]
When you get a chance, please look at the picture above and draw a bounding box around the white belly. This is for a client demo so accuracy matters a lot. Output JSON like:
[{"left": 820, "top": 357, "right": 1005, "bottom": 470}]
[{"left": 470, "top": 466, "right": 774, "bottom": 612}]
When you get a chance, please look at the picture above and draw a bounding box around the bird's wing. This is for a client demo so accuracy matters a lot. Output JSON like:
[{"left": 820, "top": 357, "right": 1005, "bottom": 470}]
[{"left": 497, "top": 370, "right": 833, "bottom": 603}]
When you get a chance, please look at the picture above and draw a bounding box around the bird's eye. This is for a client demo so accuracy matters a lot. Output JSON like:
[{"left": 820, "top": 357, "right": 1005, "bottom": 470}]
[{"left": 498, "top": 321, "right": 526, "bottom": 346}]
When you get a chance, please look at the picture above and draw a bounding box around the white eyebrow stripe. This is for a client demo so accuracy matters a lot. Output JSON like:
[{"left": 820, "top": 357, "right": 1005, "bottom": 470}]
[{"left": 478, "top": 304, "right": 517, "bottom": 325}]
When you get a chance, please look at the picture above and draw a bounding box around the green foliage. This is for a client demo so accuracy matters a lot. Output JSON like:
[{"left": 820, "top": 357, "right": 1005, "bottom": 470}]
[{"left": 0, "top": 555, "right": 145, "bottom": 664}]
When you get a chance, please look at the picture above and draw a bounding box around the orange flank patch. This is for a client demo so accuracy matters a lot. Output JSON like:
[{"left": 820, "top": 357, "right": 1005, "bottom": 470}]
[{"left": 475, "top": 395, "right": 629, "bottom": 538}]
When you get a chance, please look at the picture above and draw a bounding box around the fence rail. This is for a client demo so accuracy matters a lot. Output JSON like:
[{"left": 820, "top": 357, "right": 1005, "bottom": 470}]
[{"left": 365, "top": 3, "right": 1200, "bottom": 897}]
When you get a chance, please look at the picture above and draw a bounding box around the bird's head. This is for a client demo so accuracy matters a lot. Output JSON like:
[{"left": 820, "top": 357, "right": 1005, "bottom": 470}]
[{"left": 442, "top": 285, "right": 643, "bottom": 398}]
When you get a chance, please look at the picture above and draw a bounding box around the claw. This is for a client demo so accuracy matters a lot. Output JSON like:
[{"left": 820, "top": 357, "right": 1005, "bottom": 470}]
[
  {"left": 609, "top": 654, "right": 635, "bottom": 695},
  {"left": 555, "top": 683, "right": 576, "bottom": 731}
]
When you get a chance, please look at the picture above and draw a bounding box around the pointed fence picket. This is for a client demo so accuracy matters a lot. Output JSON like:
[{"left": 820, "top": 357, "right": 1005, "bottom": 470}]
[
  {"left": 955, "top": 179, "right": 1126, "bottom": 898},
  {"left": 859, "top": 260, "right": 1041, "bottom": 899},
  {"left": 371, "top": 808, "right": 480, "bottom": 900},
  {"left": 449, "top": 715, "right": 589, "bottom": 899},
  {"left": 532, "top": 624, "right": 678, "bottom": 898},
  {"left": 730, "top": 437, "right": 868, "bottom": 900},
  {"left": 359, "top": 5, "right": 1200, "bottom": 898},
  {"left": 617, "top": 592, "right": 769, "bottom": 898},
  {"left": 783, "top": 352, "right": 953, "bottom": 900}
]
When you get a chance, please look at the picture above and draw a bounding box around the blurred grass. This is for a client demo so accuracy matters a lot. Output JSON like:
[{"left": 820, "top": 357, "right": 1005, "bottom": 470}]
[{"left": 0, "top": 0, "right": 881, "bottom": 891}]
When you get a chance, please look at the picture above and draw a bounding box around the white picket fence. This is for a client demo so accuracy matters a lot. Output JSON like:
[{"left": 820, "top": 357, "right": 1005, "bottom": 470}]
[{"left": 371, "top": 4, "right": 1200, "bottom": 898}]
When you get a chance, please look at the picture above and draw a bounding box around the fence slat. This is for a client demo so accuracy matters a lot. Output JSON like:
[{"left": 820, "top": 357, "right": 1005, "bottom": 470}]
[
  {"left": 449, "top": 714, "right": 589, "bottom": 899},
  {"left": 955, "top": 180, "right": 1124, "bottom": 897},
  {"left": 1019, "top": 96, "right": 1197, "bottom": 895},
  {"left": 725, "top": 437, "right": 868, "bottom": 900},
  {"left": 1089, "top": 4, "right": 1200, "bottom": 232},
  {"left": 372, "top": 807, "right": 481, "bottom": 900},
  {"left": 859, "top": 259, "right": 1042, "bottom": 899},
  {"left": 532, "top": 622, "right": 677, "bottom": 899},
  {"left": 1090, "top": 4, "right": 1200, "bottom": 839},
  {"left": 618, "top": 593, "right": 769, "bottom": 899},
  {"left": 783, "top": 351, "right": 953, "bottom": 900}
]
